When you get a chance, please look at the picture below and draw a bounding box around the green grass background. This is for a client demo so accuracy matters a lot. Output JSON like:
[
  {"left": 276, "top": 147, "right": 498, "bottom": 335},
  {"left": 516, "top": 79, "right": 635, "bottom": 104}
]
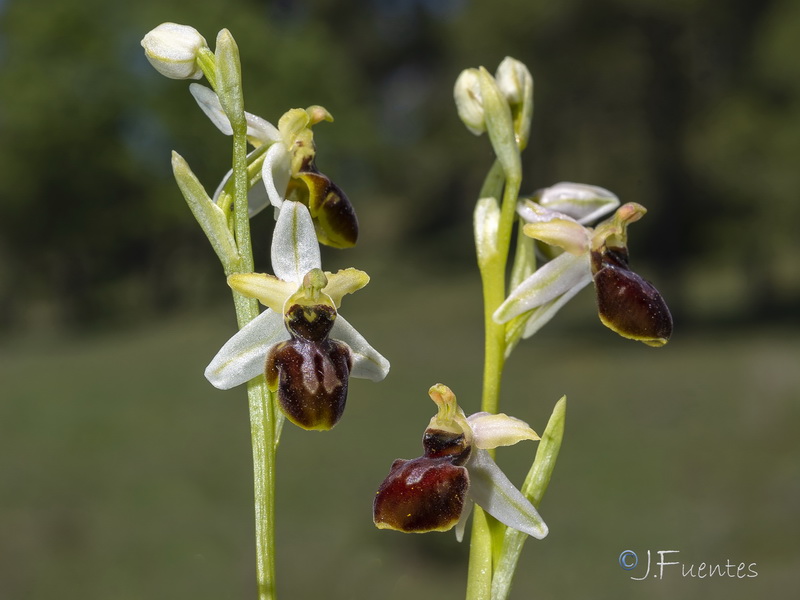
[{"left": 2, "top": 273, "right": 798, "bottom": 599}]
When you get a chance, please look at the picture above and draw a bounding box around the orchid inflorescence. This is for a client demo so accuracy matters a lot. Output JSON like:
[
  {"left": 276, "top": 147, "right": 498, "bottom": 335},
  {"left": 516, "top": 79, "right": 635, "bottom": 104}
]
[{"left": 143, "top": 23, "right": 672, "bottom": 600}]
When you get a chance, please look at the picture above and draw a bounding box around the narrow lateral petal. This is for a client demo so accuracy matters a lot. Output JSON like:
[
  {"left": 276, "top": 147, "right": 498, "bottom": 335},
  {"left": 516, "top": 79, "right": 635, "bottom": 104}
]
[
  {"left": 523, "top": 219, "right": 589, "bottom": 255},
  {"left": 227, "top": 273, "right": 296, "bottom": 313},
  {"left": 262, "top": 141, "right": 291, "bottom": 208},
  {"left": 204, "top": 309, "right": 289, "bottom": 389},
  {"left": 467, "top": 449, "right": 548, "bottom": 539},
  {"left": 323, "top": 268, "right": 370, "bottom": 307},
  {"left": 494, "top": 252, "right": 591, "bottom": 324},
  {"left": 330, "top": 316, "right": 390, "bottom": 382},
  {"left": 468, "top": 412, "right": 539, "bottom": 449},
  {"left": 270, "top": 201, "right": 321, "bottom": 284}
]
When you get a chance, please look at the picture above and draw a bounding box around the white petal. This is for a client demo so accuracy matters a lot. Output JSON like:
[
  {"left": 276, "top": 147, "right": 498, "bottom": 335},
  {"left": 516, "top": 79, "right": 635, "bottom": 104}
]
[
  {"left": 204, "top": 310, "right": 288, "bottom": 390},
  {"left": 494, "top": 252, "right": 591, "bottom": 323},
  {"left": 467, "top": 449, "right": 548, "bottom": 539},
  {"left": 330, "top": 316, "right": 390, "bottom": 382},
  {"left": 270, "top": 201, "right": 321, "bottom": 283},
  {"left": 262, "top": 142, "right": 291, "bottom": 209},
  {"left": 467, "top": 412, "right": 539, "bottom": 449}
]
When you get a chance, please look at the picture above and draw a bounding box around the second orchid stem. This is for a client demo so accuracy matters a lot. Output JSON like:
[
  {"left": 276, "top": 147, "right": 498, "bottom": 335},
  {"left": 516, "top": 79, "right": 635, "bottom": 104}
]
[{"left": 466, "top": 163, "right": 521, "bottom": 600}]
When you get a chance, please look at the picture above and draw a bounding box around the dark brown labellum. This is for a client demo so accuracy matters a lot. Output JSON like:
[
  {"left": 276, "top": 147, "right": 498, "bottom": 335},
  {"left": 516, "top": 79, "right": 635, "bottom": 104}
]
[
  {"left": 591, "top": 247, "right": 673, "bottom": 346},
  {"left": 373, "top": 456, "right": 469, "bottom": 533},
  {"left": 266, "top": 338, "right": 352, "bottom": 430}
]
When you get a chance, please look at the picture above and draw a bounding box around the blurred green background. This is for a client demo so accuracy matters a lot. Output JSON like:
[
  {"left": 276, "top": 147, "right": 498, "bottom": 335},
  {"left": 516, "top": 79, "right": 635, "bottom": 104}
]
[{"left": 1, "top": 0, "right": 798, "bottom": 598}]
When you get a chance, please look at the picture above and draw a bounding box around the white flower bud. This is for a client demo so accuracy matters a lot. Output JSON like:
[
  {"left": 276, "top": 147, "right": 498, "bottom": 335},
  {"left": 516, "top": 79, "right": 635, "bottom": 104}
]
[
  {"left": 495, "top": 56, "right": 533, "bottom": 150},
  {"left": 141, "top": 23, "right": 207, "bottom": 80},
  {"left": 453, "top": 68, "right": 486, "bottom": 135},
  {"left": 495, "top": 56, "right": 531, "bottom": 105}
]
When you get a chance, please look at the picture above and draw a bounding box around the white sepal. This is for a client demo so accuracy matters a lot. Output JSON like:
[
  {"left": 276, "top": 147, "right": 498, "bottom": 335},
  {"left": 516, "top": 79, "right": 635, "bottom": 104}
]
[
  {"left": 536, "top": 182, "right": 619, "bottom": 224},
  {"left": 331, "top": 316, "right": 390, "bottom": 382},
  {"left": 270, "top": 201, "right": 321, "bottom": 283},
  {"left": 494, "top": 251, "right": 591, "bottom": 324},
  {"left": 204, "top": 309, "right": 288, "bottom": 390},
  {"left": 189, "top": 84, "right": 280, "bottom": 145},
  {"left": 467, "top": 449, "right": 548, "bottom": 539}
]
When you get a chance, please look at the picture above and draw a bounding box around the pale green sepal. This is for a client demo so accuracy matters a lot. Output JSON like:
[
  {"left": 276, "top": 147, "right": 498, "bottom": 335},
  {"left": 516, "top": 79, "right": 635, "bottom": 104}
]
[
  {"left": 227, "top": 273, "right": 296, "bottom": 313},
  {"left": 271, "top": 201, "right": 321, "bottom": 283},
  {"left": 474, "top": 196, "right": 500, "bottom": 267},
  {"left": 467, "top": 412, "right": 539, "bottom": 449},
  {"left": 536, "top": 182, "right": 620, "bottom": 224},
  {"left": 214, "top": 29, "right": 245, "bottom": 134},
  {"left": 478, "top": 67, "right": 521, "bottom": 182},
  {"left": 330, "top": 316, "right": 390, "bottom": 382},
  {"left": 323, "top": 268, "right": 370, "bottom": 308},
  {"left": 171, "top": 152, "right": 238, "bottom": 270},
  {"left": 494, "top": 251, "right": 590, "bottom": 324},
  {"left": 492, "top": 397, "right": 566, "bottom": 600},
  {"left": 467, "top": 449, "right": 548, "bottom": 540},
  {"left": 205, "top": 309, "right": 288, "bottom": 390}
]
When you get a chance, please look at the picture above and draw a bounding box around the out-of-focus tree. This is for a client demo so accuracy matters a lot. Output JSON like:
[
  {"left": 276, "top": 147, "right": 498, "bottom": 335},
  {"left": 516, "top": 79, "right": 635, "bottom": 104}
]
[{"left": 0, "top": 0, "right": 798, "bottom": 330}]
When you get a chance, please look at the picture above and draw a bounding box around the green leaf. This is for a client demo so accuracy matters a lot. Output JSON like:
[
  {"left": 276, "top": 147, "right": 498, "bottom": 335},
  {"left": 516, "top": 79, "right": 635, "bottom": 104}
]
[
  {"left": 491, "top": 396, "right": 566, "bottom": 600},
  {"left": 172, "top": 151, "right": 238, "bottom": 271}
]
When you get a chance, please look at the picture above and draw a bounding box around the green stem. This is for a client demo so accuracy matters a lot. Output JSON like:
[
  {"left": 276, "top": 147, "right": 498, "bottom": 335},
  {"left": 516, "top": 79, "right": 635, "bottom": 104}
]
[
  {"left": 466, "top": 163, "right": 521, "bottom": 600},
  {"left": 225, "top": 69, "right": 277, "bottom": 599}
]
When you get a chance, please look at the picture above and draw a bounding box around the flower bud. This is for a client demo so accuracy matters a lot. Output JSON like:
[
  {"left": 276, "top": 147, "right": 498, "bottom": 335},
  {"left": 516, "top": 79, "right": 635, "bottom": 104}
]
[
  {"left": 141, "top": 23, "right": 207, "bottom": 80},
  {"left": 454, "top": 68, "right": 486, "bottom": 135},
  {"left": 495, "top": 57, "right": 533, "bottom": 149}
]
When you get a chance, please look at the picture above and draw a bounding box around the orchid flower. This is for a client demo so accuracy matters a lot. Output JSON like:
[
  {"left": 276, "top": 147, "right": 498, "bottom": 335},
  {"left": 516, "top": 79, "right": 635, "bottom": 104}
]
[
  {"left": 189, "top": 84, "right": 358, "bottom": 247},
  {"left": 494, "top": 183, "right": 672, "bottom": 347},
  {"left": 205, "top": 201, "right": 389, "bottom": 429},
  {"left": 373, "top": 384, "right": 548, "bottom": 541}
]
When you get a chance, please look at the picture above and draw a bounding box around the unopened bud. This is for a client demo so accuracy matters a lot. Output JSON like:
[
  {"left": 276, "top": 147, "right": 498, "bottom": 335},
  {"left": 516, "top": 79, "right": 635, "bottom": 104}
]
[
  {"left": 141, "top": 23, "right": 207, "bottom": 80},
  {"left": 454, "top": 68, "right": 486, "bottom": 135}
]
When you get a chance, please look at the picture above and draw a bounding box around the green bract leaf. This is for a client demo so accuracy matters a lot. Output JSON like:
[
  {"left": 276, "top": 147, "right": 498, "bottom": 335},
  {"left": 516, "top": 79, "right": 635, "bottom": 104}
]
[{"left": 171, "top": 152, "right": 238, "bottom": 270}]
